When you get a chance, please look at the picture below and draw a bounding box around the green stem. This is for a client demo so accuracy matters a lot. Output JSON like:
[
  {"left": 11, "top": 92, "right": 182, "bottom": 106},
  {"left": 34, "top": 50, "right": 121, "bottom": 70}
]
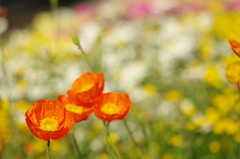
[
  {"left": 72, "top": 126, "right": 83, "bottom": 158},
  {"left": 123, "top": 120, "right": 144, "bottom": 159},
  {"left": 104, "top": 122, "right": 114, "bottom": 158},
  {"left": 78, "top": 44, "right": 93, "bottom": 71},
  {"left": 47, "top": 140, "right": 51, "bottom": 159},
  {"left": 104, "top": 121, "right": 122, "bottom": 159},
  {"left": 72, "top": 35, "right": 93, "bottom": 71},
  {"left": 108, "top": 133, "right": 122, "bottom": 159}
]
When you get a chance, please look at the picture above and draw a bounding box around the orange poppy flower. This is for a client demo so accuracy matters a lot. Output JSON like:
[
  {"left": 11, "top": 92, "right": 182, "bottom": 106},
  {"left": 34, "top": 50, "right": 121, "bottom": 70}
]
[
  {"left": 25, "top": 99, "right": 74, "bottom": 141},
  {"left": 67, "top": 72, "right": 104, "bottom": 105},
  {"left": 93, "top": 92, "right": 132, "bottom": 122},
  {"left": 58, "top": 95, "right": 93, "bottom": 122},
  {"left": 229, "top": 39, "right": 240, "bottom": 57}
]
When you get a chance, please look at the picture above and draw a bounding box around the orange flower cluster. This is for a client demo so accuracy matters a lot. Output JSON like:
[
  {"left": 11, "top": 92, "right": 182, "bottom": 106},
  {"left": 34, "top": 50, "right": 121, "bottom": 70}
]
[
  {"left": 25, "top": 72, "right": 132, "bottom": 141},
  {"left": 227, "top": 40, "right": 240, "bottom": 84}
]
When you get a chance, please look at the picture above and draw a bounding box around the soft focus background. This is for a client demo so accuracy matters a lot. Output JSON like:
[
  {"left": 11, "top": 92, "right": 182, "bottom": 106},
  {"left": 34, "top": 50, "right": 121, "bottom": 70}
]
[{"left": 1, "top": 0, "right": 240, "bottom": 158}]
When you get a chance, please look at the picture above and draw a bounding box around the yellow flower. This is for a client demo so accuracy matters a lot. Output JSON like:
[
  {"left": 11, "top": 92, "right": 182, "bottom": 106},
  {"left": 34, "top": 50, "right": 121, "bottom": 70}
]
[
  {"left": 226, "top": 61, "right": 240, "bottom": 84},
  {"left": 224, "top": 119, "right": 239, "bottom": 135},
  {"left": 211, "top": 90, "right": 237, "bottom": 116},
  {"left": 108, "top": 132, "right": 119, "bottom": 144},
  {"left": 212, "top": 12, "right": 240, "bottom": 40},
  {"left": 212, "top": 118, "right": 239, "bottom": 135},
  {"left": 209, "top": 141, "right": 221, "bottom": 153},
  {"left": 168, "top": 135, "right": 183, "bottom": 147},
  {"left": 144, "top": 84, "right": 157, "bottom": 95},
  {"left": 205, "top": 107, "right": 219, "bottom": 124},
  {"left": 186, "top": 122, "right": 196, "bottom": 131},
  {"left": 182, "top": 104, "right": 196, "bottom": 118},
  {"left": 199, "top": 38, "right": 213, "bottom": 60},
  {"left": 162, "top": 153, "right": 173, "bottom": 159},
  {"left": 99, "top": 153, "right": 109, "bottom": 159},
  {"left": 17, "top": 100, "right": 31, "bottom": 111},
  {"left": 212, "top": 120, "right": 225, "bottom": 134},
  {"left": 204, "top": 65, "right": 223, "bottom": 88},
  {"left": 165, "top": 90, "right": 183, "bottom": 102},
  {"left": 207, "top": 1, "right": 224, "bottom": 13}
]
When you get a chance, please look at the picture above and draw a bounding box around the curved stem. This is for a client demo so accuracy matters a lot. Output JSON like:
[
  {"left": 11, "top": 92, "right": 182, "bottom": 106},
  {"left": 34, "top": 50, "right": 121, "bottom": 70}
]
[
  {"left": 47, "top": 140, "right": 51, "bottom": 159},
  {"left": 123, "top": 120, "right": 145, "bottom": 158},
  {"left": 78, "top": 44, "right": 93, "bottom": 71},
  {"left": 104, "top": 122, "right": 113, "bottom": 157},
  {"left": 72, "top": 35, "right": 93, "bottom": 71},
  {"left": 104, "top": 121, "right": 122, "bottom": 159},
  {"left": 72, "top": 126, "right": 83, "bottom": 158}
]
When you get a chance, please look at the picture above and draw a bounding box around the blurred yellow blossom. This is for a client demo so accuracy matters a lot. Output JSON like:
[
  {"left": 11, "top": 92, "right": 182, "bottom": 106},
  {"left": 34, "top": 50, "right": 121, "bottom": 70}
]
[
  {"left": 212, "top": 12, "right": 240, "bottom": 40},
  {"left": 212, "top": 120, "right": 225, "bottom": 134},
  {"left": 209, "top": 141, "right": 221, "bottom": 153},
  {"left": 165, "top": 90, "right": 183, "bottom": 102},
  {"left": 207, "top": 1, "right": 224, "bottom": 13},
  {"left": 162, "top": 153, "right": 173, "bottom": 159},
  {"left": 144, "top": 84, "right": 157, "bottom": 95},
  {"left": 193, "top": 115, "right": 205, "bottom": 127},
  {"left": 0, "top": 107, "right": 11, "bottom": 139},
  {"left": 212, "top": 118, "right": 239, "bottom": 135},
  {"left": 226, "top": 61, "right": 240, "bottom": 84},
  {"left": 224, "top": 119, "right": 239, "bottom": 135},
  {"left": 99, "top": 153, "right": 109, "bottom": 159},
  {"left": 17, "top": 100, "right": 31, "bottom": 111},
  {"left": 24, "top": 140, "right": 45, "bottom": 155},
  {"left": 181, "top": 103, "right": 196, "bottom": 118},
  {"left": 108, "top": 132, "right": 119, "bottom": 144},
  {"left": 168, "top": 135, "right": 183, "bottom": 147},
  {"left": 222, "top": 55, "right": 239, "bottom": 66},
  {"left": 1, "top": 99, "right": 10, "bottom": 109},
  {"left": 211, "top": 90, "right": 237, "bottom": 116},
  {"left": 186, "top": 122, "right": 197, "bottom": 131},
  {"left": 16, "top": 79, "right": 27, "bottom": 93},
  {"left": 51, "top": 140, "right": 68, "bottom": 153},
  {"left": 199, "top": 38, "right": 213, "bottom": 60},
  {"left": 204, "top": 65, "right": 223, "bottom": 88},
  {"left": 205, "top": 107, "right": 219, "bottom": 124}
]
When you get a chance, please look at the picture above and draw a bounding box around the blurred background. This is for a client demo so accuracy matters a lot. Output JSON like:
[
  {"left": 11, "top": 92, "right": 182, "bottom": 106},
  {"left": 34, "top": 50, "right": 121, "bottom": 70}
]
[
  {"left": 1, "top": 0, "right": 240, "bottom": 158},
  {"left": 0, "top": 0, "right": 85, "bottom": 30}
]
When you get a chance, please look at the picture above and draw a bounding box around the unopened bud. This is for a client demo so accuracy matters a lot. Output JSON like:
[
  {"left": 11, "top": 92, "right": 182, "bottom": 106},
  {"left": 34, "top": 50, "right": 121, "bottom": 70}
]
[{"left": 72, "top": 35, "right": 80, "bottom": 45}]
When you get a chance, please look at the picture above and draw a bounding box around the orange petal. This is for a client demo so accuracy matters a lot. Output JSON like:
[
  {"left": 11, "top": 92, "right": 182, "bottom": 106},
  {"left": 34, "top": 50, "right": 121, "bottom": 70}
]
[{"left": 229, "top": 39, "right": 240, "bottom": 57}]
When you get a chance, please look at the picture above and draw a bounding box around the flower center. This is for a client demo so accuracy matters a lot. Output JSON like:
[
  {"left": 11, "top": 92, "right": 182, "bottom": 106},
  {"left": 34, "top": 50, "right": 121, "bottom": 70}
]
[
  {"left": 39, "top": 116, "right": 59, "bottom": 131},
  {"left": 65, "top": 104, "right": 83, "bottom": 114},
  {"left": 79, "top": 83, "right": 95, "bottom": 93},
  {"left": 101, "top": 103, "right": 120, "bottom": 115}
]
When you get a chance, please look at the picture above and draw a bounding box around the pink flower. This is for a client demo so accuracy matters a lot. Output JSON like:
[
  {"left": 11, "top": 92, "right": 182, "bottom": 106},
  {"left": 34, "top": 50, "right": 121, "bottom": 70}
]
[
  {"left": 126, "top": 1, "right": 157, "bottom": 19},
  {"left": 165, "top": 2, "right": 206, "bottom": 15}
]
